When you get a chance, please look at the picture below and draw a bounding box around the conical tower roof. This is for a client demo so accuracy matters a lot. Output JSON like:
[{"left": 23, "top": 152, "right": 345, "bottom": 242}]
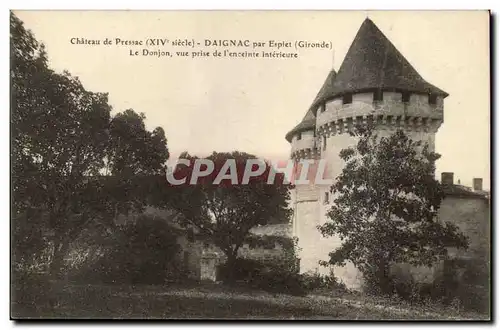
[
  {"left": 286, "top": 18, "right": 448, "bottom": 142},
  {"left": 309, "top": 69, "right": 338, "bottom": 111},
  {"left": 285, "top": 108, "right": 316, "bottom": 142},
  {"left": 285, "top": 69, "right": 337, "bottom": 142},
  {"left": 311, "top": 18, "right": 447, "bottom": 114}
]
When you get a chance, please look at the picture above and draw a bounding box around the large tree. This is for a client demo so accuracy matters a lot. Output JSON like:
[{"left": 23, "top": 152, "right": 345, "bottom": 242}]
[
  {"left": 319, "top": 126, "right": 468, "bottom": 293},
  {"left": 11, "top": 12, "right": 50, "bottom": 265},
  {"left": 11, "top": 13, "right": 170, "bottom": 276},
  {"left": 168, "top": 151, "right": 292, "bottom": 276},
  {"left": 103, "top": 110, "right": 170, "bottom": 216},
  {"left": 11, "top": 13, "right": 112, "bottom": 269}
]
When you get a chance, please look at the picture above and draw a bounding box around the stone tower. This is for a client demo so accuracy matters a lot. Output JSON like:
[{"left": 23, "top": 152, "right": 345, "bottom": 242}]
[{"left": 286, "top": 18, "right": 448, "bottom": 289}]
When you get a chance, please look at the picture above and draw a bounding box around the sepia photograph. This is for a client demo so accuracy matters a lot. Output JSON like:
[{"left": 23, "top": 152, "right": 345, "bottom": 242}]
[{"left": 10, "top": 10, "right": 491, "bottom": 320}]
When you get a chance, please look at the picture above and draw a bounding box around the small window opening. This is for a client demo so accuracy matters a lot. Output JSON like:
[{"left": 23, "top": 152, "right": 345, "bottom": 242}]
[
  {"left": 342, "top": 93, "right": 352, "bottom": 105},
  {"left": 324, "top": 192, "right": 329, "bottom": 205},
  {"left": 296, "top": 133, "right": 302, "bottom": 141},
  {"left": 429, "top": 94, "right": 438, "bottom": 105},
  {"left": 402, "top": 92, "right": 411, "bottom": 103},
  {"left": 323, "top": 136, "right": 327, "bottom": 151},
  {"left": 373, "top": 90, "right": 383, "bottom": 102}
]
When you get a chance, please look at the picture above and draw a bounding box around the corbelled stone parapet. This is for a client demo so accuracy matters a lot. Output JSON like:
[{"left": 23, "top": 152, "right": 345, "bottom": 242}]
[
  {"left": 290, "top": 147, "right": 320, "bottom": 161},
  {"left": 316, "top": 92, "right": 444, "bottom": 138},
  {"left": 316, "top": 114, "right": 443, "bottom": 138},
  {"left": 290, "top": 132, "right": 316, "bottom": 154}
]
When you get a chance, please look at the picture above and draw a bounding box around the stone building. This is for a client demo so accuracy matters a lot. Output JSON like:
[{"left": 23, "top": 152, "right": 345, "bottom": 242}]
[
  {"left": 285, "top": 18, "right": 490, "bottom": 289},
  {"left": 121, "top": 207, "right": 293, "bottom": 282}
]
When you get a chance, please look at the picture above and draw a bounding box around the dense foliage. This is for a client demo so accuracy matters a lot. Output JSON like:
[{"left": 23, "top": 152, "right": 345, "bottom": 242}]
[
  {"left": 11, "top": 12, "right": 170, "bottom": 277},
  {"left": 319, "top": 125, "right": 469, "bottom": 293},
  {"left": 216, "top": 258, "right": 345, "bottom": 296},
  {"left": 69, "top": 215, "right": 181, "bottom": 284}
]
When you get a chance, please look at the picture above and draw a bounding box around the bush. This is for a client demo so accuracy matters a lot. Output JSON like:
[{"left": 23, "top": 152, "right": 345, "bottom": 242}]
[
  {"left": 390, "top": 274, "right": 429, "bottom": 303},
  {"left": 385, "top": 259, "right": 490, "bottom": 314},
  {"left": 256, "top": 268, "right": 307, "bottom": 296},
  {"left": 216, "top": 258, "right": 267, "bottom": 282},
  {"left": 432, "top": 258, "right": 490, "bottom": 313},
  {"left": 217, "top": 258, "right": 305, "bottom": 295},
  {"left": 11, "top": 270, "right": 53, "bottom": 316},
  {"left": 68, "top": 215, "right": 182, "bottom": 285},
  {"left": 217, "top": 258, "right": 348, "bottom": 297},
  {"left": 300, "top": 271, "right": 347, "bottom": 294}
]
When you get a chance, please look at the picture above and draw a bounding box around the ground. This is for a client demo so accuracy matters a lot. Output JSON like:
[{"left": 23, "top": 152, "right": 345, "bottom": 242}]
[{"left": 11, "top": 281, "right": 489, "bottom": 320}]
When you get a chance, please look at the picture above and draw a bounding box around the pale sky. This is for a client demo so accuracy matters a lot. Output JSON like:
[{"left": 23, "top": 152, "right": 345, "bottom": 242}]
[{"left": 14, "top": 10, "right": 490, "bottom": 189}]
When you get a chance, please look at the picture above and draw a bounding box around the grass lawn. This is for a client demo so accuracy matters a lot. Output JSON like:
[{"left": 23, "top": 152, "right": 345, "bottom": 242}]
[{"left": 11, "top": 281, "right": 490, "bottom": 320}]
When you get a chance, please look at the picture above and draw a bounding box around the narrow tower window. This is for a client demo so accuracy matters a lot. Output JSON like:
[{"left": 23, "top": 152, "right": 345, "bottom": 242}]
[
  {"left": 402, "top": 92, "right": 411, "bottom": 103},
  {"left": 319, "top": 103, "right": 326, "bottom": 113},
  {"left": 428, "top": 94, "right": 438, "bottom": 105},
  {"left": 373, "top": 90, "right": 383, "bottom": 102},
  {"left": 342, "top": 93, "right": 352, "bottom": 105},
  {"left": 324, "top": 192, "right": 330, "bottom": 205},
  {"left": 296, "top": 132, "right": 302, "bottom": 140},
  {"left": 323, "top": 135, "right": 327, "bottom": 151}
]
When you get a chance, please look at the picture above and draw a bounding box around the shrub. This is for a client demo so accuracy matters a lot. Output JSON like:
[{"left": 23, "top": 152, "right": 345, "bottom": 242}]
[
  {"left": 217, "top": 258, "right": 349, "bottom": 297},
  {"left": 217, "top": 258, "right": 306, "bottom": 296},
  {"left": 300, "top": 271, "right": 347, "bottom": 294},
  {"left": 68, "top": 215, "right": 182, "bottom": 285},
  {"left": 12, "top": 210, "right": 49, "bottom": 268},
  {"left": 385, "top": 259, "right": 490, "bottom": 314},
  {"left": 216, "top": 258, "right": 266, "bottom": 282},
  {"left": 390, "top": 274, "right": 427, "bottom": 303},
  {"left": 432, "top": 258, "right": 490, "bottom": 313},
  {"left": 11, "top": 270, "right": 53, "bottom": 316},
  {"left": 256, "top": 268, "right": 307, "bottom": 296}
]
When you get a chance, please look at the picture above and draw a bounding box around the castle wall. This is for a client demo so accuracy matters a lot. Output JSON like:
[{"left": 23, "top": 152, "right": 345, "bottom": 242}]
[
  {"left": 249, "top": 223, "right": 292, "bottom": 237},
  {"left": 438, "top": 196, "right": 490, "bottom": 260},
  {"left": 294, "top": 184, "right": 321, "bottom": 273},
  {"left": 290, "top": 130, "right": 316, "bottom": 154},
  {"left": 390, "top": 195, "right": 490, "bottom": 285},
  {"left": 315, "top": 133, "right": 366, "bottom": 289}
]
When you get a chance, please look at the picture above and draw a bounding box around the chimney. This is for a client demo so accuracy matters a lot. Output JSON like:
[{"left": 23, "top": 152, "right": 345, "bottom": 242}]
[
  {"left": 473, "top": 178, "right": 483, "bottom": 191},
  {"left": 441, "top": 172, "right": 454, "bottom": 185}
]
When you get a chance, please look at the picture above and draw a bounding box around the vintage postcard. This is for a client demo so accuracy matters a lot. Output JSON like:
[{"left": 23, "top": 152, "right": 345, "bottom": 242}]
[{"left": 10, "top": 10, "right": 491, "bottom": 320}]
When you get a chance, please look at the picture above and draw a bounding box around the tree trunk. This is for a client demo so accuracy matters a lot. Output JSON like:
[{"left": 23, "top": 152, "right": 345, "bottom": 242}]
[
  {"left": 376, "top": 260, "right": 392, "bottom": 294},
  {"left": 226, "top": 251, "right": 237, "bottom": 281},
  {"left": 49, "top": 239, "right": 68, "bottom": 280}
]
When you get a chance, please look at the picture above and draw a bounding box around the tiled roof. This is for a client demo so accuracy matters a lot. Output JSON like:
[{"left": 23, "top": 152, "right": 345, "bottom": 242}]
[
  {"left": 309, "top": 18, "right": 448, "bottom": 115},
  {"left": 309, "top": 69, "right": 338, "bottom": 111},
  {"left": 443, "top": 184, "right": 489, "bottom": 199},
  {"left": 286, "top": 18, "right": 449, "bottom": 141},
  {"left": 285, "top": 108, "right": 316, "bottom": 142}
]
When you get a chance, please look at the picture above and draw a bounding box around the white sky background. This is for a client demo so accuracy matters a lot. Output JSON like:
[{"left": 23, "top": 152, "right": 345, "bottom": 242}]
[{"left": 14, "top": 10, "right": 490, "bottom": 189}]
